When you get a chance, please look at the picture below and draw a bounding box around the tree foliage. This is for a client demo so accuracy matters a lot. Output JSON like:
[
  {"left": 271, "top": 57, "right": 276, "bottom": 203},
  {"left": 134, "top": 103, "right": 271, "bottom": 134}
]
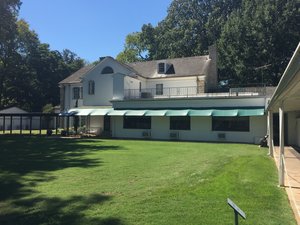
[
  {"left": 0, "top": 1, "right": 85, "bottom": 111},
  {"left": 118, "top": 0, "right": 299, "bottom": 85}
]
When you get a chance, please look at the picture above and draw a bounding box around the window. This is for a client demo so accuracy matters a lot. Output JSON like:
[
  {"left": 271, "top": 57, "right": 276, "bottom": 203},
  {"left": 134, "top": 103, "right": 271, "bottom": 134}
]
[
  {"left": 88, "top": 80, "right": 95, "bottom": 95},
  {"left": 212, "top": 117, "right": 250, "bottom": 132},
  {"left": 101, "top": 66, "right": 114, "bottom": 74},
  {"left": 123, "top": 116, "right": 151, "bottom": 129},
  {"left": 158, "top": 62, "right": 165, "bottom": 74},
  {"left": 73, "top": 87, "right": 80, "bottom": 99},
  {"left": 156, "top": 84, "right": 163, "bottom": 95},
  {"left": 80, "top": 87, "right": 83, "bottom": 98},
  {"left": 170, "top": 116, "right": 190, "bottom": 130}
]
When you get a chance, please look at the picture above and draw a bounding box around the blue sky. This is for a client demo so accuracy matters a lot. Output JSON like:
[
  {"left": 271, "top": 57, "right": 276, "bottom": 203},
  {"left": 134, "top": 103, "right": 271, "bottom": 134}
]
[{"left": 19, "top": 0, "right": 172, "bottom": 63}]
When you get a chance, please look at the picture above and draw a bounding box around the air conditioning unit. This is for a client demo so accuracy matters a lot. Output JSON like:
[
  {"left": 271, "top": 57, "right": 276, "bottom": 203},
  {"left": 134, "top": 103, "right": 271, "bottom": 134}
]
[
  {"left": 142, "top": 131, "right": 151, "bottom": 138},
  {"left": 170, "top": 131, "right": 179, "bottom": 140},
  {"left": 218, "top": 133, "right": 226, "bottom": 139}
]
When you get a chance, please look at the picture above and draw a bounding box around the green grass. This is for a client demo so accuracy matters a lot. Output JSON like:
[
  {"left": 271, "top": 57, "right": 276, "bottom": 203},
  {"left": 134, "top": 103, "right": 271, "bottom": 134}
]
[{"left": 0, "top": 137, "right": 296, "bottom": 225}]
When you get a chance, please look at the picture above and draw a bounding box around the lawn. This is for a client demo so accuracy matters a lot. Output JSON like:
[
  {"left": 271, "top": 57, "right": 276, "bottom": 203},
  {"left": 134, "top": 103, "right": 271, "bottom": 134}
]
[{"left": 0, "top": 137, "right": 296, "bottom": 225}]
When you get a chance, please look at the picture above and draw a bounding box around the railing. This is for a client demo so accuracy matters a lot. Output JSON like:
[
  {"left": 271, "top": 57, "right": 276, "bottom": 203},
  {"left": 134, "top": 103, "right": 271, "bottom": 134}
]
[{"left": 124, "top": 85, "right": 267, "bottom": 100}]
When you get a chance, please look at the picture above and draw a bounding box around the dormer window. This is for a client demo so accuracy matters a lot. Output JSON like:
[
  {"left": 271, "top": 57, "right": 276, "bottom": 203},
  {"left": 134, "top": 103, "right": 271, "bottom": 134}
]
[
  {"left": 158, "top": 63, "right": 165, "bottom": 74},
  {"left": 101, "top": 66, "right": 114, "bottom": 74}
]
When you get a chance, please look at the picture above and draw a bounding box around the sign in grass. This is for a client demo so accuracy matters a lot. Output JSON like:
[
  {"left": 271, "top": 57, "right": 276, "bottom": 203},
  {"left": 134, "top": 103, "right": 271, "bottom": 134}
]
[{"left": 227, "top": 198, "right": 246, "bottom": 225}]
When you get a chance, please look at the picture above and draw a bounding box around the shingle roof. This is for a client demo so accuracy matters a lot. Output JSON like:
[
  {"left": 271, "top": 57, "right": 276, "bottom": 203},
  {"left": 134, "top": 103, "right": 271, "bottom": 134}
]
[
  {"left": 59, "top": 55, "right": 211, "bottom": 84},
  {"left": 59, "top": 64, "right": 95, "bottom": 84},
  {"left": 126, "top": 55, "right": 210, "bottom": 78}
]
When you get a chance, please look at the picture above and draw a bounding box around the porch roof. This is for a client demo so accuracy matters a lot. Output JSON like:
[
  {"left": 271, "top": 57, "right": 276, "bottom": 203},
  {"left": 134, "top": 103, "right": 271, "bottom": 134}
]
[{"left": 267, "top": 42, "right": 300, "bottom": 112}]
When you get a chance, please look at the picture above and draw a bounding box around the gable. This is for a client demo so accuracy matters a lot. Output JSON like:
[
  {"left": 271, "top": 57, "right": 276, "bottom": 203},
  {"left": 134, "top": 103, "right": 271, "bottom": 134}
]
[{"left": 84, "top": 57, "right": 135, "bottom": 80}]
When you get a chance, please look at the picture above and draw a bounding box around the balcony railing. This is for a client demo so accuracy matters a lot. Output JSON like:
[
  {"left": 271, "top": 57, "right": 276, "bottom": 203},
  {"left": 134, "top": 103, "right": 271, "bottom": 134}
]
[{"left": 124, "top": 85, "right": 267, "bottom": 100}]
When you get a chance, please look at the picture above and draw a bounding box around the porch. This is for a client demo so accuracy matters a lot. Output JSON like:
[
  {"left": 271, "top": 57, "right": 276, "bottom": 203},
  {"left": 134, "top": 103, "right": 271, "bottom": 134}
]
[
  {"left": 273, "top": 146, "right": 300, "bottom": 224},
  {"left": 124, "top": 85, "right": 268, "bottom": 100}
]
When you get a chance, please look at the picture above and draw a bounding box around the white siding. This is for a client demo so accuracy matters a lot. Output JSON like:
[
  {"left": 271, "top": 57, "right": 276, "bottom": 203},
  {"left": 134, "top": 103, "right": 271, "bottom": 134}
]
[
  {"left": 146, "top": 76, "right": 197, "bottom": 89},
  {"left": 113, "top": 97, "right": 266, "bottom": 109},
  {"left": 287, "top": 111, "right": 300, "bottom": 145},
  {"left": 111, "top": 115, "right": 267, "bottom": 144}
]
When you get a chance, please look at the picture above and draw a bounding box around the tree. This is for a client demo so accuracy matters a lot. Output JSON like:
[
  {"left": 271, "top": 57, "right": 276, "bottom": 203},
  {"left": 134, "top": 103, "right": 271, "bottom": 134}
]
[
  {"left": 116, "top": 32, "right": 148, "bottom": 63},
  {"left": 0, "top": 0, "right": 21, "bottom": 109},
  {"left": 218, "top": 0, "right": 300, "bottom": 85},
  {"left": 152, "top": 0, "right": 210, "bottom": 59}
]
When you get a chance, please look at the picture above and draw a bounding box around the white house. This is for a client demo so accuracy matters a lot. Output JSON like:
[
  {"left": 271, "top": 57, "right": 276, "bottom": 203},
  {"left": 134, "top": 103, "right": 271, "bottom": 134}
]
[{"left": 59, "top": 45, "right": 271, "bottom": 143}]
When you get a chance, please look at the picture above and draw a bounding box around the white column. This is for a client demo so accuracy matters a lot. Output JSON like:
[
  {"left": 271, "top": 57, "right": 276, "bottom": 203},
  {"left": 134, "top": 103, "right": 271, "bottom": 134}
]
[
  {"left": 268, "top": 110, "right": 274, "bottom": 157},
  {"left": 279, "top": 104, "right": 285, "bottom": 186}
]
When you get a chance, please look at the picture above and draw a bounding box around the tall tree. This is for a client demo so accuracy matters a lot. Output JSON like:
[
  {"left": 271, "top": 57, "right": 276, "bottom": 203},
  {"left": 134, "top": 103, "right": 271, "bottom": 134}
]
[
  {"left": 116, "top": 32, "right": 148, "bottom": 63},
  {"left": 0, "top": 0, "right": 21, "bottom": 108},
  {"left": 218, "top": 0, "right": 300, "bottom": 85}
]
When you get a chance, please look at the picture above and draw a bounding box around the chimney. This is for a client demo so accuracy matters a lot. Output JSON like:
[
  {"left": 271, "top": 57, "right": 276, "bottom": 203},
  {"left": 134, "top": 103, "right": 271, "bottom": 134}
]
[{"left": 208, "top": 44, "right": 217, "bottom": 62}]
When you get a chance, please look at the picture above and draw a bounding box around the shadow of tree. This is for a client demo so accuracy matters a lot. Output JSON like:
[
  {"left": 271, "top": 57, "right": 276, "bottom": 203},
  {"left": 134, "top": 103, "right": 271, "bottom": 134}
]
[
  {"left": 1, "top": 193, "right": 125, "bottom": 225},
  {"left": 0, "top": 137, "right": 126, "bottom": 225}
]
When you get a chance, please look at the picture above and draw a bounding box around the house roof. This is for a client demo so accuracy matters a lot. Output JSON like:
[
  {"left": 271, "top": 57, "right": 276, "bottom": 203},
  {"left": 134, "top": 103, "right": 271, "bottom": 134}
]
[
  {"left": 59, "top": 64, "right": 95, "bottom": 84},
  {"left": 59, "top": 55, "right": 211, "bottom": 84},
  {"left": 126, "top": 55, "right": 210, "bottom": 78}
]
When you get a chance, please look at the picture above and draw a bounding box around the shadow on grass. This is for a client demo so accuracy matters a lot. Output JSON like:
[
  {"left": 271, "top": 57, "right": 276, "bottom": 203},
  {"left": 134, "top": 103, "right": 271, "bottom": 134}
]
[
  {"left": 0, "top": 137, "right": 125, "bottom": 225},
  {"left": 1, "top": 193, "right": 124, "bottom": 225}
]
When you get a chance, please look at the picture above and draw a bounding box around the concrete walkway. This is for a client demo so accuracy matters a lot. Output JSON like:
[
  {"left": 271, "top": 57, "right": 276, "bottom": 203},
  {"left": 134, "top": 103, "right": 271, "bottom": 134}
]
[{"left": 273, "top": 146, "right": 300, "bottom": 224}]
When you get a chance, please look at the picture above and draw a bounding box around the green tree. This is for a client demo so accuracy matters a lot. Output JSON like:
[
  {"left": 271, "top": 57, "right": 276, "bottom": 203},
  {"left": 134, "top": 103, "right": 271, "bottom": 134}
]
[
  {"left": 116, "top": 32, "right": 147, "bottom": 63},
  {"left": 218, "top": 0, "right": 300, "bottom": 85},
  {"left": 0, "top": 0, "right": 21, "bottom": 108}
]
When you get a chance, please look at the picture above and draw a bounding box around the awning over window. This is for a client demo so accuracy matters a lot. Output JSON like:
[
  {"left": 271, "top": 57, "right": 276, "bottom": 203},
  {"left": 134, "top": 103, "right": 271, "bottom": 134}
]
[
  {"left": 74, "top": 109, "right": 95, "bottom": 116},
  {"left": 90, "top": 108, "right": 113, "bottom": 116},
  {"left": 188, "top": 109, "right": 212, "bottom": 116},
  {"left": 145, "top": 110, "right": 167, "bottom": 116},
  {"left": 211, "top": 109, "right": 238, "bottom": 117},
  {"left": 107, "top": 110, "right": 128, "bottom": 116},
  {"left": 64, "top": 108, "right": 265, "bottom": 117},
  {"left": 165, "top": 110, "right": 189, "bottom": 116},
  {"left": 237, "top": 108, "right": 265, "bottom": 116},
  {"left": 125, "top": 110, "right": 147, "bottom": 116}
]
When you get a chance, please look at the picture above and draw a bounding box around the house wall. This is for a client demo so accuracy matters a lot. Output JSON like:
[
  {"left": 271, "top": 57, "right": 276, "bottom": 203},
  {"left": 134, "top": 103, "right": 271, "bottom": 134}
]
[
  {"left": 297, "top": 118, "right": 300, "bottom": 147},
  {"left": 287, "top": 111, "right": 300, "bottom": 146},
  {"left": 111, "top": 115, "right": 267, "bottom": 144},
  {"left": 62, "top": 84, "right": 83, "bottom": 111},
  {"left": 82, "top": 58, "right": 133, "bottom": 106},
  {"left": 145, "top": 76, "right": 197, "bottom": 89},
  {"left": 90, "top": 116, "right": 104, "bottom": 135},
  {"left": 112, "top": 97, "right": 267, "bottom": 109}
]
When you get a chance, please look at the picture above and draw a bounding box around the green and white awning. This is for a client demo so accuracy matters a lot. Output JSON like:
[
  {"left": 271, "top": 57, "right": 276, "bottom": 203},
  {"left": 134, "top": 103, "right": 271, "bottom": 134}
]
[
  {"left": 67, "top": 108, "right": 265, "bottom": 117},
  {"left": 165, "top": 110, "right": 189, "bottom": 116},
  {"left": 125, "top": 110, "right": 147, "bottom": 116}
]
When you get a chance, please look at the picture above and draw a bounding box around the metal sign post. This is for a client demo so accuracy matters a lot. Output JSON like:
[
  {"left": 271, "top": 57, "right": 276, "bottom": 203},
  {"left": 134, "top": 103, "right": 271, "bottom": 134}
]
[{"left": 227, "top": 198, "right": 246, "bottom": 225}]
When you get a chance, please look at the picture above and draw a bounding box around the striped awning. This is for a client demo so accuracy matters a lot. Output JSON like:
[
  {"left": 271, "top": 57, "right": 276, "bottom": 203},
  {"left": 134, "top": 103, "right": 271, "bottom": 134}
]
[
  {"left": 165, "top": 110, "right": 189, "bottom": 116},
  {"left": 145, "top": 110, "right": 168, "bottom": 116},
  {"left": 65, "top": 108, "right": 265, "bottom": 117},
  {"left": 90, "top": 108, "right": 113, "bottom": 116},
  {"left": 125, "top": 110, "right": 147, "bottom": 116}
]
